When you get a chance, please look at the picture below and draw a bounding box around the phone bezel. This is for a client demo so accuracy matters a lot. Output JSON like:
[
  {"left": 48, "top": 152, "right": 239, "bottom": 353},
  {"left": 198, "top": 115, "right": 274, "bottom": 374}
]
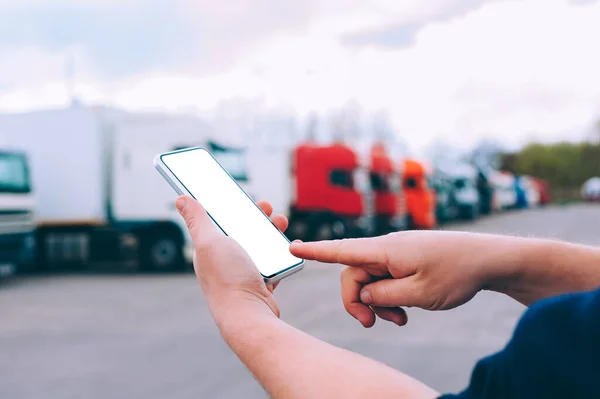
[{"left": 154, "top": 146, "right": 304, "bottom": 283}]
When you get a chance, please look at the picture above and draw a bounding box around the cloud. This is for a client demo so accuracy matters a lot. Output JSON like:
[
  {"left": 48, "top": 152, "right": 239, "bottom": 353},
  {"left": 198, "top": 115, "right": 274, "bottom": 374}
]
[
  {"left": 234, "top": 0, "right": 600, "bottom": 150},
  {"left": 0, "top": 0, "right": 599, "bottom": 153},
  {"left": 341, "top": 0, "right": 500, "bottom": 49},
  {"left": 0, "top": 1, "right": 199, "bottom": 79},
  {"left": 0, "top": 0, "right": 320, "bottom": 81}
]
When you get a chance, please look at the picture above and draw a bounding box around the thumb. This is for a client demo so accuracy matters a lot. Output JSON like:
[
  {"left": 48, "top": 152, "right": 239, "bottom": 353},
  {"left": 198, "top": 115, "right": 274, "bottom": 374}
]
[
  {"left": 175, "top": 195, "right": 221, "bottom": 245},
  {"left": 359, "top": 277, "right": 423, "bottom": 308}
]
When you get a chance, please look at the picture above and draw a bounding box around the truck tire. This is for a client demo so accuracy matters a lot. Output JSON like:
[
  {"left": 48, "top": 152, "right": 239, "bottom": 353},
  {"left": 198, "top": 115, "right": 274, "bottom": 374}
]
[
  {"left": 462, "top": 205, "right": 479, "bottom": 221},
  {"left": 140, "top": 232, "right": 184, "bottom": 272},
  {"left": 312, "top": 219, "right": 347, "bottom": 241}
]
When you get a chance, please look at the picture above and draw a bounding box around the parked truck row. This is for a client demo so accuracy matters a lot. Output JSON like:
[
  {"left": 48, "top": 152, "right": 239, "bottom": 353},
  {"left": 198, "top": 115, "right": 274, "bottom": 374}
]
[{"left": 0, "top": 105, "right": 552, "bottom": 278}]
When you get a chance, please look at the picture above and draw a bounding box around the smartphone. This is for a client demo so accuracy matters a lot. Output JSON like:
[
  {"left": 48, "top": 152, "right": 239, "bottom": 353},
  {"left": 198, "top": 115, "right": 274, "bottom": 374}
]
[{"left": 154, "top": 146, "right": 304, "bottom": 284}]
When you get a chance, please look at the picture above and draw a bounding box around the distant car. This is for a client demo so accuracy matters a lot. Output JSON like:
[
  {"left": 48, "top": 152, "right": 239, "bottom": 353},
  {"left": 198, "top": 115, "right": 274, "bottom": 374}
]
[
  {"left": 520, "top": 176, "right": 541, "bottom": 208},
  {"left": 490, "top": 171, "right": 517, "bottom": 210},
  {"left": 582, "top": 177, "right": 600, "bottom": 202},
  {"left": 514, "top": 176, "right": 529, "bottom": 209},
  {"left": 533, "top": 178, "right": 551, "bottom": 205}
]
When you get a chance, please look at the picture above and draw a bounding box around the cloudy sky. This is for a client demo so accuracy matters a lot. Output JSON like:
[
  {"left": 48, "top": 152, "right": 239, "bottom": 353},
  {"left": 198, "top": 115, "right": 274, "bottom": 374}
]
[{"left": 0, "top": 0, "right": 599, "bottom": 152}]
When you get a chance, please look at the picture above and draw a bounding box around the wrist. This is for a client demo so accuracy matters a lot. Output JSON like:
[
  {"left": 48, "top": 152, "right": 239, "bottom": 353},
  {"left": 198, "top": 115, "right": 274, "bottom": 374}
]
[
  {"left": 209, "top": 293, "right": 279, "bottom": 338},
  {"left": 480, "top": 235, "right": 540, "bottom": 298},
  {"left": 482, "top": 237, "right": 598, "bottom": 306}
]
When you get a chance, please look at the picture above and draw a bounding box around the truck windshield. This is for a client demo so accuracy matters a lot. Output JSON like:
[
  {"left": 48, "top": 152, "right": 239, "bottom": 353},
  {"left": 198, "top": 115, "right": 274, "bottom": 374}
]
[
  {"left": 330, "top": 169, "right": 354, "bottom": 189},
  {"left": 0, "top": 152, "right": 31, "bottom": 193},
  {"left": 369, "top": 172, "right": 390, "bottom": 192},
  {"left": 454, "top": 178, "right": 468, "bottom": 190},
  {"left": 208, "top": 142, "right": 248, "bottom": 182}
]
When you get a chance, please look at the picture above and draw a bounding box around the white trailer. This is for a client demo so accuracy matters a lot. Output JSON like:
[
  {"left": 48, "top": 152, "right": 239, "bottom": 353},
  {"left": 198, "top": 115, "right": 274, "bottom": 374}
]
[{"left": 0, "top": 105, "right": 247, "bottom": 271}]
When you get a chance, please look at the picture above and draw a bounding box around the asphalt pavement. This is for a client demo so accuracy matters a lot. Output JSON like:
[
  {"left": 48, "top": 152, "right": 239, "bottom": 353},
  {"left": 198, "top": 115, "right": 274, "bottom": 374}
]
[{"left": 2, "top": 203, "right": 599, "bottom": 399}]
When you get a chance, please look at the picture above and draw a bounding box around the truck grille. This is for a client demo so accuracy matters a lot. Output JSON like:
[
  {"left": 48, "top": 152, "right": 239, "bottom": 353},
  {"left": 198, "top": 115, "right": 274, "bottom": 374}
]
[{"left": 0, "top": 210, "right": 35, "bottom": 235}]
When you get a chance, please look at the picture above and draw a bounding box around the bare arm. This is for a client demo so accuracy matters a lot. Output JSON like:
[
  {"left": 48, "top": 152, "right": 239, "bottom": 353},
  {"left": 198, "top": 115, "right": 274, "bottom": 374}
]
[
  {"left": 176, "top": 197, "right": 437, "bottom": 398},
  {"left": 216, "top": 302, "right": 439, "bottom": 399},
  {"left": 289, "top": 231, "right": 600, "bottom": 328},
  {"left": 486, "top": 236, "right": 600, "bottom": 305}
]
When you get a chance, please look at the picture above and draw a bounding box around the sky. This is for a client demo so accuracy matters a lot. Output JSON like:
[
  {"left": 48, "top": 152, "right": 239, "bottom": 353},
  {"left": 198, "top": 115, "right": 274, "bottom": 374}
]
[{"left": 0, "top": 0, "right": 599, "bottom": 153}]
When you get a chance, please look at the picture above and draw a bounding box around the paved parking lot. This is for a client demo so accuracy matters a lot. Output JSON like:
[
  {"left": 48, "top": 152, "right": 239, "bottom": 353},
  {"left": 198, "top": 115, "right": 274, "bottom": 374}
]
[{"left": 2, "top": 204, "right": 599, "bottom": 399}]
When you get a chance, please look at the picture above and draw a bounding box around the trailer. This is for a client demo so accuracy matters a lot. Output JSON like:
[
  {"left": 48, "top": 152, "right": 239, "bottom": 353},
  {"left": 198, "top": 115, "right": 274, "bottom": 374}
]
[{"left": 0, "top": 105, "right": 246, "bottom": 272}]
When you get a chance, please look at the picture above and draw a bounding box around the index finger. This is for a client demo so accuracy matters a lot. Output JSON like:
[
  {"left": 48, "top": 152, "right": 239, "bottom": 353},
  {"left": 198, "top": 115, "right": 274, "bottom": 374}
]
[{"left": 289, "top": 237, "right": 389, "bottom": 267}]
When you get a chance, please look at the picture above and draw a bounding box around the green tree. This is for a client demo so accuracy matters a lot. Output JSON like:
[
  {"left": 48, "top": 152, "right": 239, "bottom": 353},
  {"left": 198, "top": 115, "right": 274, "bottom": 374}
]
[{"left": 501, "top": 140, "right": 600, "bottom": 200}]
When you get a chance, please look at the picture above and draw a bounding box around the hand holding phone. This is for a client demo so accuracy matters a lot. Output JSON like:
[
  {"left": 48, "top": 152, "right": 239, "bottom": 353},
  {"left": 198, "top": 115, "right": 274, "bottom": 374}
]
[
  {"left": 154, "top": 147, "right": 304, "bottom": 284},
  {"left": 173, "top": 195, "right": 286, "bottom": 320}
]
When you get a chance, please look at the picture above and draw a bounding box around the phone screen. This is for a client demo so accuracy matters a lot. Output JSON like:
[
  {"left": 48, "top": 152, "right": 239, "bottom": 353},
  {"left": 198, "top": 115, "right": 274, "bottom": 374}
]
[{"left": 160, "top": 148, "right": 303, "bottom": 278}]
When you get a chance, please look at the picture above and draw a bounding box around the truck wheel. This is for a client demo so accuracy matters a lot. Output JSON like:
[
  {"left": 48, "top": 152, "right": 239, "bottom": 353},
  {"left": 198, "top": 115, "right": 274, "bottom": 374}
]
[
  {"left": 140, "top": 233, "right": 184, "bottom": 272},
  {"left": 286, "top": 219, "right": 308, "bottom": 242},
  {"left": 313, "top": 220, "right": 346, "bottom": 241},
  {"left": 463, "top": 206, "right": 479, "bottom": 220}
]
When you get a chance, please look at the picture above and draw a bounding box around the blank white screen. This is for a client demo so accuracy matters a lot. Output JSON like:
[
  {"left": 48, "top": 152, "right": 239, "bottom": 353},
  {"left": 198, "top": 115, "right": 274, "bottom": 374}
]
[{"left": 161, "top": 148, "right": 303, "bottom": 277}]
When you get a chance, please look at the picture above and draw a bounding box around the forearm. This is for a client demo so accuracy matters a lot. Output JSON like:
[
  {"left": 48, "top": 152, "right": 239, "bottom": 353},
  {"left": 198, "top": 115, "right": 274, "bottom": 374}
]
[
  {"left": 216, "top": 304, "right": 438, "bottom": 399},
  {"left": 484, "top": 236, "right": 600, "bottom": 306}
]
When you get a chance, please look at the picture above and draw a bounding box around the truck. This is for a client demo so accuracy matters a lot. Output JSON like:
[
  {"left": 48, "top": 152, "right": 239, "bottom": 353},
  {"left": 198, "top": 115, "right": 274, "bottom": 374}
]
[
  {"left": 0, "top": 105, "right": 251, "bottom": 272},
  {"left": 0, "top": 147, "right": 36, "bottom": 278},
  {"left": 475, "top": 166, "right": 494, "bottom": 215},
  {"left": 401, "top": 159, "right": 436, "bottom": 229},
  {"left": 518, "top": 175, "right": 541, "bottom": 208},
  {"left": 444, "top": 163, "right": 481, "bottom": 220},
  {"left": 245, "top": 141, "right": 374, "bottom": 242},
  {"left": 368, "top": 143, "right": 408, "bottom": 235},
  {"left": 429, "top": 168, "right": 460, "bottom": 224}
]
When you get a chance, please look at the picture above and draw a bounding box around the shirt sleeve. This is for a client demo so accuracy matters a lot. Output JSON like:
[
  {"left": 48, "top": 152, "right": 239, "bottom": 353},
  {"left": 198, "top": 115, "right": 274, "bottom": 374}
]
[{"left": 437, "top": 288, "right": 600, "bottom": 399}]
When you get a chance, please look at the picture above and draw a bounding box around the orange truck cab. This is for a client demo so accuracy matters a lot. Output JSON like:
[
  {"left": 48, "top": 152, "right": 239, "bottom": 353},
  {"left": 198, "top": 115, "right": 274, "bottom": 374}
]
[
  {"left": 369, "top": 143, "right": 408, "bottom": 235},
  {"left": 287, "top": 142, "right": 371, "bottom": 241},
  {"left": 402, "top": 159, "right": 436, "bottom": 229}
]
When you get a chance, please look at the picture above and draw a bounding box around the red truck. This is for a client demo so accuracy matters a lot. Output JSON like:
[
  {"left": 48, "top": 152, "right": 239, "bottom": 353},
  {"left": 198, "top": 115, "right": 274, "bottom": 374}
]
[
  {"left": 402, "top": 159, "right": 437, "bottom": 229},
  {"left": 533, "top": 178, "right": 552, "bottom": 205},
  {"left": 369, "top": 143, "right": 408, "bottom": 235},
  {"left": 245, "top": 142, "right": 373, "bottom": 242}
]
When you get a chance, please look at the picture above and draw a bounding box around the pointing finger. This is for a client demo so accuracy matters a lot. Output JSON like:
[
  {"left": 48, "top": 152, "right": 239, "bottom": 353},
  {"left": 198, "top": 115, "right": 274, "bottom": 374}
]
[{"left": 290, "top": 237, "right": 390, "bottom": 268}]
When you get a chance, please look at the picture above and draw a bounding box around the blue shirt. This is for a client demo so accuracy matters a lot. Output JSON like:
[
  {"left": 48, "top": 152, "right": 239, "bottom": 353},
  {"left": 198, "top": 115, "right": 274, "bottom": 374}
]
[{"left": 439, "top": 287, "right": 600, "bottom": 399}]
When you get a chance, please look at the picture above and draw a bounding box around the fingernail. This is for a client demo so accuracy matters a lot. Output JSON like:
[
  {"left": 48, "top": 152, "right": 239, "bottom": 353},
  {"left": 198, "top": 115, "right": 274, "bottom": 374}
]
[
  {"left": 175, "top": 197, "right": 187, "bottom": 213},
  {"left": 360, "top": 289, "right": 372, "bottom": 304},
  {"left": 291, "top": 239, "right": 303, "bottom": 244}
]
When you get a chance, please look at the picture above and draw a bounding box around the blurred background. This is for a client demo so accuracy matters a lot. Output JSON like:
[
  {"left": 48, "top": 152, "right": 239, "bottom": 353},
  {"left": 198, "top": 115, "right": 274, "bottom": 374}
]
[{"left": 1, "top": 0, "right": 600, "bottom": 398}]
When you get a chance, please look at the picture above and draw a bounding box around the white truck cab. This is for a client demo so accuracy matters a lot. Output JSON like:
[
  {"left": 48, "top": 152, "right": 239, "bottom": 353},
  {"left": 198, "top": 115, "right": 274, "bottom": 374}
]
[{"left": 0, "top": 146, "right": 36, "bottom": 278}]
